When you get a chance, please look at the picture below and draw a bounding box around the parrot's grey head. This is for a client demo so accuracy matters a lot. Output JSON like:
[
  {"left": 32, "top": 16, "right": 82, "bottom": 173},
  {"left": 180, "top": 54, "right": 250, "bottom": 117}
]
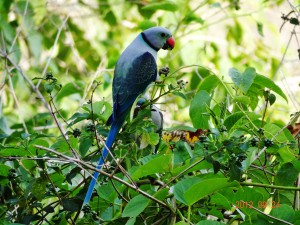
[{"left": 141, "top": 27, "right": 175, "bottom": 51}]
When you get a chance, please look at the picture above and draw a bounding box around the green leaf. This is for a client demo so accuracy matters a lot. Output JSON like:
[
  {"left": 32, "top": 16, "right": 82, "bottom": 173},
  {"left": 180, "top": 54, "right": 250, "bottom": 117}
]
[
  {"left": 175, "top": 222, "right": 190, "bottom": 225},
  {"left": 122, "top": 194, "right": 150, "bottom": 217},
  {"left": 228, "top": 68, "right": 242, "bottom": 86},
  {"left": 79, "top": 135, "right": 93, "bottom": 157},
  {"left": 227, "top": 21, "right": 243, "bottom": 45},
  {"left": 224, "top": 112, "right": 261, "bottom": 133},
  {"left": 257, "top": 21, "right": 264, "bottom": 37},
  {"left": 210, "top": 3, "right": 221, "bottom": 8},
  {"left": 270, "top": 204, "right": 295, "bottom": 223},
  {"left": 50, "top": 137, "right": 78, "bottom": 153},
  {"left": 172, "top": 91, "right": 187, "bottom": 100},
  {"left": 0, "top": 116, "right": 13, "bottom": 135},
  {"left": 32, "top": 176, "right": 48, "bottom": 200},
  {"left": 153, "top": 188, "right": 169, "bottom": 201},
  {"left": 189, "top": 90, "right": 211, "bottom": 129},
  {"left": 44, "top": 83, "right": 55, "bottom": 93},
  {"left": 140, "top": 131, "right": 159, "bottom": 149},
  {"left": 21, "top": 159, "right": 36, "bottom": 172},
  {"left": 196, "top": 221, "right": 225, "bottom": 225},
  {"left": 232, "top": 96, "right": 251, "bottom": 106},
  {"left": 125, "top": 217, "right": 136, "bottom": 225},
  {"left": 142, "top": 1, "right": 178, "bottom": 12},
  {"left": 292, "top": 159, "right": 300, "bottom": 172},
  {"left": 138, "top": 20, "right": 157, "bottom": 30},
  {"left": 130, "top": 154, "right": 172, "bottom": 179},
  {"left": 275, "top": 162, "right": 298, "bottom": 186},
  {"left": 62, "top": 198, "right": 80, "bottom": 212},
  {"left": 0, "top": 147, "right": 29, "bottom": 157},
  {"left": 27, "top": 32, "right": 42, "bottom": 64},
  {"left": 82, "top": 101, "right": 112, "bottom": 122},
  {"left": 183, "top": 178, "right": 239, "bottom": 206},
  {"left": 229, "top": 67, "right": 256, "bottom": 93},
  {"left": 223, "top": 112, "right": 256, "bottom": 131},
  {"left": 96, "top": 180, "right": 124, "bottom": 203},
  {"left": 229, "top": 162, "right": 243, "bottom": 181},
  {"left": 0, "top": 1, "right": 12, "bottom": 14},
  {"left": 0, "top": 20, "right": 15, "bottom": 42},
  {"left": 0, "top": 164, "right": 11, "bottom": 177},
  {"left": 197, "top": 75, "right": 220, "bottom": 93},
  {"left": 56, "top": 81, "right": 85, "bottom": 102},
  {"left": 210, "top": 193, "right": 231, "bottom": 209},
  {"left": 104, "top": 10, "right": 117, "bottom": 26},
  {"left": 242, "top": 67, "right": 257, "bottom": 93},
  {"left": 174, "top": 177, "right": 202, "bottom": 205},
  {"left": 278, "top": 145, "right": 296, "bottom": 162},
  {"left": 66, "top": 167, "right": 82, "bottom": 185},
  {"left": 264, "top": 123, "right": 292, "bottom": 142},
  {"left": 183, "top": 13, "right": 204, "bottom": 24},
  {"left": 50, "top": 173, "right": 68, "bottom": 190},
  {"left": 253, "top": 74, "right": 288, "bottom": 102},
  {"left": 68, "top": 112, "right": 90, "bottom": 127},
  {"left": 269, "top": 93, "right": 276, "bottom": 105}
]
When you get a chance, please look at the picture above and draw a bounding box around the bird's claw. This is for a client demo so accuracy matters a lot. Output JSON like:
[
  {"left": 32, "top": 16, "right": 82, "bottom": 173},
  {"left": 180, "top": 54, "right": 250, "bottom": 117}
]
[{"left": 159, "top": 67, "right": 170, "bottom": 76}]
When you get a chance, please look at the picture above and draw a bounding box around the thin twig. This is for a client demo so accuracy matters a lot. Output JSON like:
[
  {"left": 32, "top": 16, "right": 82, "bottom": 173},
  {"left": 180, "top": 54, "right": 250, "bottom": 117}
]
[
  {"left": 7, "top": 69, "right": 28, "bottom": 133},
  {"left": 80, "top": 59, "right": 109, "bottom": 105},
  {"left": 36, "top": 15, "right": 69, "bottom": 88},
  {"left": 8, "top": 0, "right": 29, "bottom": 53},
  {"left": 161, "top": 148, "right": 223, "bottom": 189},
  {"left": 34, "top": 144, "right": 173, "bottom": 211},
  {"left": 48, "top": 97, "right": 79, "bottom": 159},
  {"left": 0, "top": 51, "right": 80, "bottom": 159},
  {"left": 249, "top": 164, "right": 275, "bottom": 176},
  {"left": 237, "top": 201, "right": 293, "bottom": 225},
  {"left": 89, "top": 82, "right": 137, "bottom": 186}
]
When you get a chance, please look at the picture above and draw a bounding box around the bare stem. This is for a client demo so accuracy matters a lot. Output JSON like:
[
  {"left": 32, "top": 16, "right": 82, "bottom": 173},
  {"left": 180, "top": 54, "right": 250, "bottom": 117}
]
[{"left": 34, "top": 144, "right": 173, "bottom": 212}]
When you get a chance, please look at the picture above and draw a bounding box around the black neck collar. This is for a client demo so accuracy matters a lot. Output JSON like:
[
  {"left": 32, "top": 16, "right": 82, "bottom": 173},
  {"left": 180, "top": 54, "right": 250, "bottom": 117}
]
[{"left": 141, "top": 32, "right": 159, "bottom": 51}]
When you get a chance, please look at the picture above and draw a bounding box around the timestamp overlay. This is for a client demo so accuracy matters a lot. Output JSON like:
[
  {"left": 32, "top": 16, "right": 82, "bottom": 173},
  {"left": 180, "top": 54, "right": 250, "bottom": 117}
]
[{"left": 235, "top": 200, "right": 281, "bottom": 209}]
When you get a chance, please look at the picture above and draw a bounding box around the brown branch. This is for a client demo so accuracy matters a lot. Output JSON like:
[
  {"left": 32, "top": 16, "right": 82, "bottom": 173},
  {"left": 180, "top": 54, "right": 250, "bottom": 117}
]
[{"left": 34, "top": 144, "right": 174, "bottom": 212}]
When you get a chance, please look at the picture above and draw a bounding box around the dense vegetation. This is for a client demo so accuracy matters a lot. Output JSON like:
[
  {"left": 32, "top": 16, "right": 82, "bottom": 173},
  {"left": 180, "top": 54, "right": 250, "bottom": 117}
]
[{"left": 0, "top": 0, "right": 299, "bottom": 224}]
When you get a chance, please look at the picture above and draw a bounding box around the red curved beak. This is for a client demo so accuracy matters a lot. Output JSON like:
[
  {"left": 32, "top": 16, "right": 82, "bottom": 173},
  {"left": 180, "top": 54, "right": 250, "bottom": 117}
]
[{"left": 163, "top": 36, "right": 175, "bottom": 50}]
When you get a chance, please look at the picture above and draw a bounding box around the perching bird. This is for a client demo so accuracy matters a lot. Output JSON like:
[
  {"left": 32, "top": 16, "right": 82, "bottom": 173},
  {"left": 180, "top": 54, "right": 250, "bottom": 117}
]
[
  {"left": 83, "top": 27, "right": 174, "bottom": 205},
  {"left": 135, "top": 97, "right": 164, "bottom": 152},
  {"left": 150, "top": 104, "right": 164, "bottom": 149}
]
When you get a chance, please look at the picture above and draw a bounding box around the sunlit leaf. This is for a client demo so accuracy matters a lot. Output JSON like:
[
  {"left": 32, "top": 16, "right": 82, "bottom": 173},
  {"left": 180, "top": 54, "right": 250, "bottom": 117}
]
[
  {"left": 130, "top": 154, "right": 172, "bottom": 179},
  {"left": 189, "top": 90, "right": 211, "bottom": 129},
  {"left": 56, "top": 81, "right": 85, "bottom": 102},
  {"left": 197, "top": 75, "right": 220, "bottom": 93},
  {"left": 253, "top": 74, "right": 288, "bottom": 102},
  {"left": 142, "top": 1, "right": 178, "bottom": 12},
  {"left": 229, "top": 67, "right": 256, "bottom": 93}
]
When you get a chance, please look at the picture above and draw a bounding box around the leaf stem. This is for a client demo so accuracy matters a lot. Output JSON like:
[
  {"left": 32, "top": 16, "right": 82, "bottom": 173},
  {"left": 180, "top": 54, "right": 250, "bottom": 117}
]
[{"left": 241, "top": 182, "right": 300, "bottom": 191}]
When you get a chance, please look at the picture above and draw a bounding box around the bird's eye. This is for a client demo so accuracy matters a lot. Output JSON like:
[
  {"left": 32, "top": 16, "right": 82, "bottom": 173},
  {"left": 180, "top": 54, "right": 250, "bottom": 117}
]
[{"left": 160, "top": 33, "right": 166, "bottom": 37}]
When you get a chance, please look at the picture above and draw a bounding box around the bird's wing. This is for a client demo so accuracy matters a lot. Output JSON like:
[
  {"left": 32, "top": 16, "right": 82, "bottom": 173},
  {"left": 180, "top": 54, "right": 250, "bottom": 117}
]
[{"left": 112, "top": 51, "right": 157, "bottom": 121}]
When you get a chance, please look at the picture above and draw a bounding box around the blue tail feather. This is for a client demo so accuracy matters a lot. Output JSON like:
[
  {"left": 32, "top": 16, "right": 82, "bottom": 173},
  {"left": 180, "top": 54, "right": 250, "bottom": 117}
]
[{"left": 83, "top": 120, "right": 123, "bottom": 205}]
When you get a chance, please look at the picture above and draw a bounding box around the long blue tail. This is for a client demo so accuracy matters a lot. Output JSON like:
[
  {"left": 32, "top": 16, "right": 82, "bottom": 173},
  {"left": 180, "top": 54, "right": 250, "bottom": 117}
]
[{"left": 83, "top": 120, "right": 123, "bottom": 205}]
